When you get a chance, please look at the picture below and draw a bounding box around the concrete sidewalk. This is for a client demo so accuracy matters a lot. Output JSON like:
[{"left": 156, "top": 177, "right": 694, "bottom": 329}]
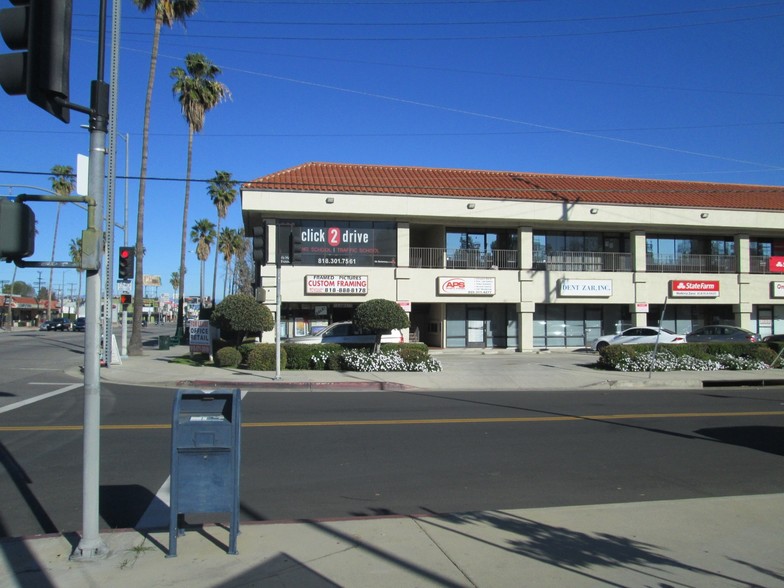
[
  {"left": 93, "top": 339, "right": 784, "bottom": 392},
  {"left": 3, "top": 335, "right": 784, "bottom": 587},
  {"left": 3, "top": 494, "right": 783, "bottom": 587}
]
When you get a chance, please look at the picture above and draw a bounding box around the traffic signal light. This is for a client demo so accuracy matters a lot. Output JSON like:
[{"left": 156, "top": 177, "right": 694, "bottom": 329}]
[
  {"left": 120, "top": 294, "right": 131, "bottom": 306},
  {"left": 118, "top": 246, "right": 134, "bottom": 280},
  {"left": 0, "top": 197, "right": 35, "bottom": 262},
  {"left": 0, "top": 0, "right": 72, "bottom": 122},
  {"left": 252, "top": 223, "right": 267, "bottom": 266},
  {"left": 290, "top": 231, "right": 303, "bottom": 264}
]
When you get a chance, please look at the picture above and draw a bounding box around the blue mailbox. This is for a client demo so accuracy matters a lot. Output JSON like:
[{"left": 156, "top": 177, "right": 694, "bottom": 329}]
[{"left": 169, "top": 388, "right": 241, "bottom": 557}]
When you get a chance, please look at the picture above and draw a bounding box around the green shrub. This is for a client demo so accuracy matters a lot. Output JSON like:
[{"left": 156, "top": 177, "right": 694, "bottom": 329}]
[
  {"left": 214, "top": 346, "right": 242, "bottom": 368},
  {"left": 210, "top": 294, "right": 274, "bottom": 346},
  {"left": 247, "top": 343, "right": 286, "bottom": 371},
  {"left": 237, "top": 342, "right": 256, "bottom": 365},
  {"left": 598, "top": 342, "right": 777, "bottom": 371}
]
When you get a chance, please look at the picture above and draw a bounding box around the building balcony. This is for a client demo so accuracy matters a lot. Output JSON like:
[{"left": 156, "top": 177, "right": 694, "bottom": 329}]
[
  {"left": 410, "top": 248, "right": 518, "bottom": 270},
  {"left": 645, "top": 253, "right": 736, "bottom": 273},
  {"left": 533, "top": 251, "right": 632, "bottom": 272}
]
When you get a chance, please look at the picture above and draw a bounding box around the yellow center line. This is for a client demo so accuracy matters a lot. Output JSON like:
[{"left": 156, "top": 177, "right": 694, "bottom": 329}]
[{"left": 1, "top": 410, "right": 783, "bottom": 432}]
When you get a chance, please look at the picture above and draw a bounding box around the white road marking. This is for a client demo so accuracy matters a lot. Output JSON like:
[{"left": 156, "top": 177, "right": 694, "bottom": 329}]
[{"left": 0, "top": 383, "right": 82, "bottom": 415}]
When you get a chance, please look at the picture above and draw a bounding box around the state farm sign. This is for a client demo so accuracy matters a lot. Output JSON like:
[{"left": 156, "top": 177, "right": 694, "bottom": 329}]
[
  {"left": 769, "top": 256, "right": 784, "bottom": 272},
  {"left": 438, "top": 276, "right": 496, "bottom": 296},
  {"left": 669, "top": 280, "right": 720, "bottom": 298}
]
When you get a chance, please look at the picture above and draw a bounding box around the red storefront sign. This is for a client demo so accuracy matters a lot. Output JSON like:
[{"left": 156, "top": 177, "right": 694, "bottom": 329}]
[
  {"left": 670, "top": 280, "right": 720, "bottom": 298},
  {"left": 769, "top": 256, "right": 784, "bottom": 272}
]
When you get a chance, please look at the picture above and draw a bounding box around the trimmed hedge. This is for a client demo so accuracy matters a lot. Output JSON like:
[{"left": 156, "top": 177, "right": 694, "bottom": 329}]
[
  {"left": 247, "top": 343, "right": 287, "bottom": 371},
  {"left": 214, "top": 346, "right": 242, "bottom": 368},
  {"left": 598, "top": 342, "right": 778, "bottom": 371}
]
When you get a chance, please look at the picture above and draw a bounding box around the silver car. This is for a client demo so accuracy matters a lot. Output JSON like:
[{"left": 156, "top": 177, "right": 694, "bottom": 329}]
[{"left": 286, "top": 321, "right": 404, "bottom": 345}]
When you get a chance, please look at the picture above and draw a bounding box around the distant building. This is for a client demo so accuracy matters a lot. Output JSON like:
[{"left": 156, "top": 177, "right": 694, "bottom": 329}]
[{"left": 241, "top": 162, "right": 784, "bottom": 350}]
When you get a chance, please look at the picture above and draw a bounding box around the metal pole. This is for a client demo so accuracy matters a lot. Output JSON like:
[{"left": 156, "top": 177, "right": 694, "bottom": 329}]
[
  {"left": 275, "top": 262, "right": 281, "bottom": 380},
  {"left": 72, "top": 0, "right": 112, "bottom": 562},
  {"left": 120, "top": 133, "right": 128, "bottom": 357}
]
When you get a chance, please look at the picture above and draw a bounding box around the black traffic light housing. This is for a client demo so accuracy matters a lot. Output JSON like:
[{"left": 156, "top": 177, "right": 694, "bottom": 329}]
[
  {"left": 252, "top": 223, "right": 267, "bottom": 266},
  {"left": 0, "top": 197, "right": 35, "bottom": 262},
  {"left": 290, "top": 231, "right": 303, "bottom": 265},
  {"left": 0, "top": 0, "right": 72, "bottom": 122},
  {"left": 118, "top": 246, "right": 134, "bottom": 280}
]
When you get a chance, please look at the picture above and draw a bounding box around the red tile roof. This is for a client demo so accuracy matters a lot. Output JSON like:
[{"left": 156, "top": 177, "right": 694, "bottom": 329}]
[{"left": 244, "top": 162, "right": 784, "bottom": 211}]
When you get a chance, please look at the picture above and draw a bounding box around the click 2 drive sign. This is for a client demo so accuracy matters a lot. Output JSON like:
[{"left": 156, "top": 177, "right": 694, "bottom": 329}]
[{"left": 669, "top": 280, "right": 720, "bottom": 298}]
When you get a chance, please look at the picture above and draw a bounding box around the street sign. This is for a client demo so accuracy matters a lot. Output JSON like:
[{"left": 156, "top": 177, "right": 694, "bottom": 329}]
[{"left": 116, "top": 280, "right": 132, "bottom": 294}]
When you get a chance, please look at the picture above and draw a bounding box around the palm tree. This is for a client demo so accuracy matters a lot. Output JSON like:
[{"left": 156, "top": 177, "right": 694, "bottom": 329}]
[
  {"left": 171, "top": 53, "right": 230, "bottom": 339},
  {"left": 170, "top": 271, "right": 180, "bottom": 292},
  {"left": 190, "top": 218, "right": 216, "bottom": 306},
  {"left": 217, "top": 227, "right": 242, "bottom": 298},
  {"left": 128, "top": 0, "right": 199, "bottom": 356},
  {"left": 68, "top": 237, "right": 84, "bottom": 314},
  {"left": 207, "top": 170, "right": 237, "bottom": 304},
  {"left": 48, "top": 165, "right": 75, "bottom": 321}
]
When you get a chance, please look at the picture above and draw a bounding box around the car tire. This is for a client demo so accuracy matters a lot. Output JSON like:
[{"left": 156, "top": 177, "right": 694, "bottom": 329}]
[{"left": 595, "top": 341, "right": 609, "bottom": 352}]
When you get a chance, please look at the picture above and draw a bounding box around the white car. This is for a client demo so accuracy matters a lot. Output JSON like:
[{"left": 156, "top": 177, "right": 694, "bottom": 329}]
[
  {"left": 285, "top": 321, "right": 404, "bottom": 345},
  {"left": 591, "top": 326, "right": 686, "bottom": 352}
]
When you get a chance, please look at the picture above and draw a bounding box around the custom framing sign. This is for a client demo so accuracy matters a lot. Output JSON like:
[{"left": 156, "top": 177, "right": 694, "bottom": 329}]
[
  {"left": 438, "top": 276, "right": 496, "bottom": 295},
  {"left": 306, "top": 275, "right": 369, "bottom": 295}
]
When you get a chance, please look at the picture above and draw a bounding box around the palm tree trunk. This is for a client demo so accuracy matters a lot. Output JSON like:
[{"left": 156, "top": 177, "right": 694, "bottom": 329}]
[
  {"left": 47, "top": 202, "right": 63, "bottom": 321},
  {"left": 211, "top": 217, "right": 221, "bottom": 304},
  {"left": 129, "top": 14, "right": 164, "bottom": 356},
  {"left": 176, "top": 125, "right": 195, "bottom": 338}
]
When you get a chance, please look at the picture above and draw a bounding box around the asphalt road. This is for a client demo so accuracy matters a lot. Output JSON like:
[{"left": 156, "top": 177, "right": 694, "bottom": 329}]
[{"left": 1, "top": 355, "right": 783, "bottom": 539}]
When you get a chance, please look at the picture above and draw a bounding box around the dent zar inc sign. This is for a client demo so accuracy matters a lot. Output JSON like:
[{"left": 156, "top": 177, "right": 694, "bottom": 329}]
[
  {"left": 438, "top": 277, "right": 496, "bottom": 296},
  {"left": 558, "top": 279, "right": 613, "bottom": 297},
  {"left": 306, "top": 275, "right": 368, "bottom": 295},
  {"left": 670, "top": 280, "right": 720, "bottom": 298}
]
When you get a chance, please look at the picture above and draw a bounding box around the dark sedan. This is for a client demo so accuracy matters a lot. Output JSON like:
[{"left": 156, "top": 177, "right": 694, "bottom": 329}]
[{"left": 685, "top": 325, "right": 759, "bottom": 343}]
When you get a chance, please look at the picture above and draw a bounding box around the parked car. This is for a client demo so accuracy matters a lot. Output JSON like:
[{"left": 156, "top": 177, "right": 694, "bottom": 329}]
[
  {"left": 38, "top": 318, "right": 72, "bottom": 331},
  {"left": 763, "top": 333, "right": 784, "bottom": 343},
  {"left": 285, "top": 321, "right": 404, "bottom": 345},
  {"left": 73, "top": 317, "right": 86, "bottom": 332},
  {"left": 686, "top": 325, "right": 759, "bottom": 343},
  {"left": 591, "top": 326, "right": 686, "bottom": 352}
]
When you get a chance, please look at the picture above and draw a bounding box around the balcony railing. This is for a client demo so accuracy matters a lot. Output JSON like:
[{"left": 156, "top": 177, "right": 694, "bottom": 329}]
[
  {"left": 646, "top": 254, "right": 736, "bottom": 273},
  {"left": 750, "top": 255, "right": 778, "bottom": 274},
  {"left": 410, "top": 248, "right": 518, "bottom": 270},
  {"left": 408, "top": 248, "right": 740, "bottom": 273},
  {"left": 533, "top": 251, "right": 632, "bottom": 272}
]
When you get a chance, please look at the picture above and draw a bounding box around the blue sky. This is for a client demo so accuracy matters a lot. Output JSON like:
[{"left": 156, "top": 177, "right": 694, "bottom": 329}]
[{"left": 1, "top": 0, "right": 782, "bottom": 301}]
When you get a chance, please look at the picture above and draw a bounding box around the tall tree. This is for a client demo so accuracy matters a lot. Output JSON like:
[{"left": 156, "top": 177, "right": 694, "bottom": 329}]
[
  {"left": 128, "top": 0, "right": 199, "bottom": 356},
  {"left": 171, "top": 53, "right": 230, "bottom": 339},
  {"left": 190, "top": 218, "right": 216, "bottom": 305},
  {"left": 218, "top": 227, "right": 243, "bottom": 298},
  {"left": 68, "top": 237, "right": 84, "bottom": 314},
  {"left": 207, "top": 170, "right": 237, "bottom": 304},
  {"left": 48, "top": 165, "right": 75, "bottom": 320}
]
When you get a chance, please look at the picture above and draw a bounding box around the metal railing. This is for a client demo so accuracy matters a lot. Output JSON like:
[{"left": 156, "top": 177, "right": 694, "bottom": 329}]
[
  {"left": 409, "top": 248, "right": 518, "bottom": 270},
  {"left": 532, "top": 251, "right": 632, "bottom": 272},
  {"left": 646, "top": 253, "right": 736, "bottom": 273}
]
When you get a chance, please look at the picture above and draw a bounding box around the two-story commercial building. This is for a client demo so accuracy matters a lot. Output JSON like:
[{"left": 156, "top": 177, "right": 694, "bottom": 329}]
[{"left": 241, "top": 162, "right": 784, "bottom": 350}]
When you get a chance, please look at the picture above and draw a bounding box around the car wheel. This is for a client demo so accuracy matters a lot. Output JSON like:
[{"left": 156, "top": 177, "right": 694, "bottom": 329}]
[{"left": 596, "top": 341, "right": 609, "bottom": 352}]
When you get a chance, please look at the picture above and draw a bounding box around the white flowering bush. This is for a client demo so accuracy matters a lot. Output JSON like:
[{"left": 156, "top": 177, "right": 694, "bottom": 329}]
[
  {"left": 339, "top": 349, "right": 442, "bottom": 372},
  {"left": 612, "top": 349, "right": 770, "bottom": 372}
]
